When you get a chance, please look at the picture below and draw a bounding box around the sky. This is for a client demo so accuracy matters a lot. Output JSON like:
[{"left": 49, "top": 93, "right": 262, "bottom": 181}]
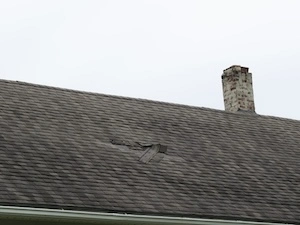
[{"left": 1, "top": 0, "right": 300, "bottom": 120}]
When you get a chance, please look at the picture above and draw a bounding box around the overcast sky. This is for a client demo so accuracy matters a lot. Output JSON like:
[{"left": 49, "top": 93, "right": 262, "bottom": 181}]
[{"left": 1, "top": 0, "right": 300, "bottom": 120}]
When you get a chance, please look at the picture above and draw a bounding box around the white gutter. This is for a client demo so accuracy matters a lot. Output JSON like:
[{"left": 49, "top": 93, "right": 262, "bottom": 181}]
[{"left": 0, "top": 206, "right": 293, "bottom": 225}]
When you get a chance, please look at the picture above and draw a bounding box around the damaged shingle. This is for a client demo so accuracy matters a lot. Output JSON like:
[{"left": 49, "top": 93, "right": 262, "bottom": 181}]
[
  {"left": 139, "top": 144, "right": 168, "bottom": 164},
  {"left": 110, "top": 139, "right": 144, "bottom": 151},
  {"left": 110, "top": 139, "right": 167, "bottom": 163}
]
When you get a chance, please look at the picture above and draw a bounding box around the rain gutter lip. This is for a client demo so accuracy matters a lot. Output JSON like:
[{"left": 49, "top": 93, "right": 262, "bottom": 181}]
[{"left": 0, "top": 205, "right": 294, "bottom": 225}]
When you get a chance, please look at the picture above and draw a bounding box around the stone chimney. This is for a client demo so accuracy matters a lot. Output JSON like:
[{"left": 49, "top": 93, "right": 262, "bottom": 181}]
[{"left": 222, "top": 65, "right": 255, "bottom": 113}]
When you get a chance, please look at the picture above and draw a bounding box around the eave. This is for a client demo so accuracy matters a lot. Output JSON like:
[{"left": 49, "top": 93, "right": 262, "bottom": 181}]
[{"left": 0, "top": 206, "right": 293, "bottom": 225}]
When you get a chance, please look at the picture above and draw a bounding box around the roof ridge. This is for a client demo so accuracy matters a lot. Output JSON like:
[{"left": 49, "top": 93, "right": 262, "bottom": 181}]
[
  {"left": 0, "top": 78, "right": 222, "bottom": 111},
  {"left": 0, "top": 78, "right": 299, "bottom": 123}
]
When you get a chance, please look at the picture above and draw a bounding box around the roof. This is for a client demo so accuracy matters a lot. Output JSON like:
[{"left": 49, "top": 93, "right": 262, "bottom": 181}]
[{"left": 0, "top": 79, "right": 299, "bottom": 224}]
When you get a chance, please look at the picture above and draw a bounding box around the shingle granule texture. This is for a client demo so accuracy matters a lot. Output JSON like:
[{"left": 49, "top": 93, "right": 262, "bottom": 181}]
[{"left": 0, "top": 80, "right": 299, "bottom": 224}]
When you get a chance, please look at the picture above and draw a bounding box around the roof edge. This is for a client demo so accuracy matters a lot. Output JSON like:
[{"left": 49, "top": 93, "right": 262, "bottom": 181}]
[
  {"left": 0, "top": 206, "right": 293, "bottom": 225},
  {"left": 1, "top": 78, "right": 299, "bottom": 122},
  {"left": 0, "top": 78, "right": 224, "bottom": 112}
]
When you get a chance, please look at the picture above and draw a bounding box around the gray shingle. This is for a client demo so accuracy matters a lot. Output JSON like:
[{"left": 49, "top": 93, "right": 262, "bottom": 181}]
[{"left": 0, "top": 79, "right": 299, "bottom": 223}]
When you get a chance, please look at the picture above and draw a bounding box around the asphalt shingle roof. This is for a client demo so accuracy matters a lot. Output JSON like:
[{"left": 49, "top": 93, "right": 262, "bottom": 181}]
[{"left": 0, "top": 79, "right": 299, "bottom": 223}]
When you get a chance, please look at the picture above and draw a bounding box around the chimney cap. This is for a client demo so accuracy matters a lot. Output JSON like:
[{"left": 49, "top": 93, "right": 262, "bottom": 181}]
[{"left": 223, "top": 65, "right": 249, "bottom": 74}]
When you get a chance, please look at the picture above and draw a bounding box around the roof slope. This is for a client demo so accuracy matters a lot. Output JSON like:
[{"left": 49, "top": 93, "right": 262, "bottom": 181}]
[{"left": 0, "top": 80, "right": 299, "bottom": 223}]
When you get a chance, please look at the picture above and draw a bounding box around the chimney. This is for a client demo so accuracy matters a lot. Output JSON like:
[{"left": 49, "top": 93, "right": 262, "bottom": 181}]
[{"left": 221, "top": 65, "right": 255, "bottom": 113}]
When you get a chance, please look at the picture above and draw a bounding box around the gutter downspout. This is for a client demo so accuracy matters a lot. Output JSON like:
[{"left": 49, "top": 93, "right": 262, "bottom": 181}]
[{"left": 0, "top": 206, "right": 293, "bottom": 225}]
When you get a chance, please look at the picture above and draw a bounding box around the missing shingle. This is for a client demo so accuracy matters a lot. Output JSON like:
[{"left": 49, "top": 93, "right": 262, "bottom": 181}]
[
  {"left": 110, "top": 139, "right": 168, "bottom": 164},
  {"left": 110, "top": 139, "right": 144, "bottom": 151},
  {"left": 139, "top": 144, "right": 168, "bottom": 164}
]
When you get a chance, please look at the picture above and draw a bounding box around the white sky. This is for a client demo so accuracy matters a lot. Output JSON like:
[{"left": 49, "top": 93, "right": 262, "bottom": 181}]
[{"left": 1, "top": 0, "right": 300, "bottom": 120}]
